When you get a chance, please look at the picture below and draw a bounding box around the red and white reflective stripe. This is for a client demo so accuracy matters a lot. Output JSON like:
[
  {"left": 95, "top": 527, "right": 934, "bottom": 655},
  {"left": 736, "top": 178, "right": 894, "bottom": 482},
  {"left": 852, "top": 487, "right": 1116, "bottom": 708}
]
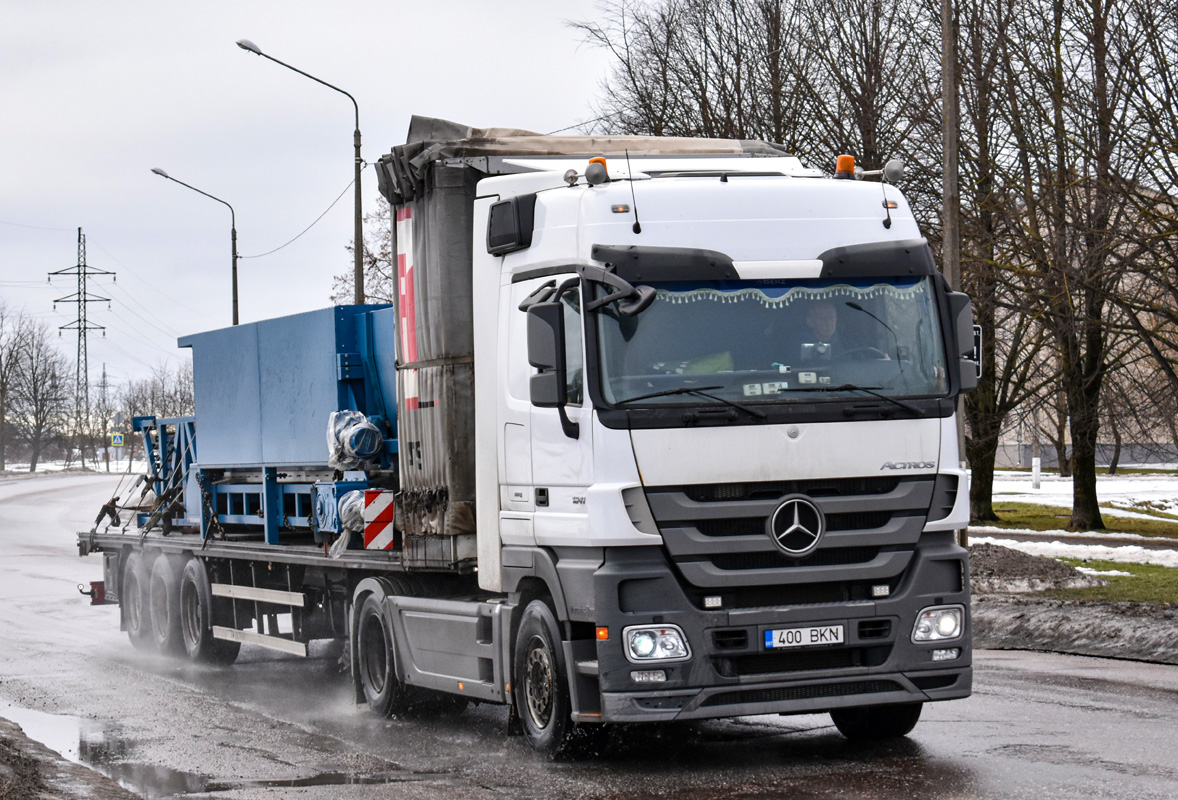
[
  {"left": 363, "top": 489, "right": 396, "bottom": 550},
  {"left": 396, "top": 206, "right": 420, "bottom": 412}
]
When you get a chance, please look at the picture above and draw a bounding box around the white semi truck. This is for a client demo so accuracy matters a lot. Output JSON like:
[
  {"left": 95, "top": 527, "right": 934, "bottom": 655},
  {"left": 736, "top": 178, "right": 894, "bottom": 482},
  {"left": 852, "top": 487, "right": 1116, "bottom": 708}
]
[{"left": 79, "top": 117, "right": 977, "bottom": 755}]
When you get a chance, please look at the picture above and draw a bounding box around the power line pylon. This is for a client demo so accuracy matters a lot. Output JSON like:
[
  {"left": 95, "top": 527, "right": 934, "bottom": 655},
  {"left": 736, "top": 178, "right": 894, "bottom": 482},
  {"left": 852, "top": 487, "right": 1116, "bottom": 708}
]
[{"left": 48, "top": 227, "right": 114, "bottom": 468}]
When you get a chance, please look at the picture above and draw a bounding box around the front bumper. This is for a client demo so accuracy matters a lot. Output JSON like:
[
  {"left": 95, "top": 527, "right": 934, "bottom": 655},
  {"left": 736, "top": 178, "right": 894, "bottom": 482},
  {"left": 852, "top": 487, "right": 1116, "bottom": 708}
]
[{"left": 586, "top": 533, "right": 971, "bottom": 723}]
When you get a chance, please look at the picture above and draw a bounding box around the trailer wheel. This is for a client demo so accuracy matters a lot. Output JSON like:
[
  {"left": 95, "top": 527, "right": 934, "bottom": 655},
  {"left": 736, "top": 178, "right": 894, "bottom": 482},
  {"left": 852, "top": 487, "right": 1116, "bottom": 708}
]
[
  {"left": 180, "top": 558, "right": 240, "bottom": 665},
  {"left": 122, "top": 551, "right": 152, "bottom": 650},
  {"left": 356, "top": 593, "right": 414, "bottom": 717},
  {"left": 514, "top": 600, "right": 576, "bottom": 756},
  {"left": 830, "top": 703, "right": 923, "bottom": 741},
  {"left": 148, "top": 554, "right": 185, "bottom": 655}
]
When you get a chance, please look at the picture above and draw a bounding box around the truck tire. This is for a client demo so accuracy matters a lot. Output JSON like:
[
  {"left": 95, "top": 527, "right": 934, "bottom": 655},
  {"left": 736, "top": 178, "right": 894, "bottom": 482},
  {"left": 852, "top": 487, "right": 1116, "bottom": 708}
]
[
  {"left": 148, "top": 554, "right": 185, "bottom": 655},
  {"left": 356, "top": 593, "right": 415, "bottom": 717},
  {"left": 513, "top": 600, "right": 575, "bottom": 756},
  {"left": 179, "top": 557, "right": 240, "bottom": 665},
  {"left": 122, "top": 550, "right": 152, "bottom": 650},
  {"left": 830, "top": 703, "right": 922, "bottom": 741}
]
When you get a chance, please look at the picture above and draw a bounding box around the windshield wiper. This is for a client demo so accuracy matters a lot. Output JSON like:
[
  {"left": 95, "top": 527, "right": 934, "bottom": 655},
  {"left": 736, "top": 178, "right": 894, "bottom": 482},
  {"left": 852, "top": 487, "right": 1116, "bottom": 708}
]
[
  {"left": 615, "top": 385, "right": 767, "bottom": 420},
  {"left": 779, "top": 383, "right": 925, "bottom": 416}
]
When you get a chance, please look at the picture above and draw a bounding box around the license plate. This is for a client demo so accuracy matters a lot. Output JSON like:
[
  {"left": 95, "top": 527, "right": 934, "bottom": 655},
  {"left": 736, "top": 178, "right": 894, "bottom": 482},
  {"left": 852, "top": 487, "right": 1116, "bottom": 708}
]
[{"left": 764, "top": 625, "right": 845, "bottom": 649}]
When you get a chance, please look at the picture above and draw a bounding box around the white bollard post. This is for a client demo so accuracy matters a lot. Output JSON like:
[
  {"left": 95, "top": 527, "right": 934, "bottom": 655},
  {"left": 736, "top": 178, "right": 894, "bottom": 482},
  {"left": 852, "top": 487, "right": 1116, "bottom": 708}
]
[{"left": 1031, "top": 456, "right": 1041, "bottom": 490}]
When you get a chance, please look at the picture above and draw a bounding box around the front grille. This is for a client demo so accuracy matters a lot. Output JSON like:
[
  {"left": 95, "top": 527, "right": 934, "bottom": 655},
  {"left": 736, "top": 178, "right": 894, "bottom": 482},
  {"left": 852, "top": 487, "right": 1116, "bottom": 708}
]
[
  {"left": 701, "top": 680, "right": 901, "bottom": 708},
  {"left": 858, "top": 619, "right": 893, "bottom": 639},
  {"left": 826, "top": 511, "right": 893, "bottom": 531},
  {"left": 695, "top": 512, "right": 893, "bottom": 537},
  {"left": 705, "top": 547, "right": 880, "bottom": 571},
  {"left": 684, "top": 477, "right": 900, "bottom": 503},
  {"left": 713, "top": 629, "right": 749, "bottom": 650},
  {"left": 697, "top": 518, "right": 764, "bottom": 537},
  {"left": 647, "top": 476, "right": 934, "bottom": 591},
  {"left": 717, "top": 645, "right": 892, "bottom": 677}
]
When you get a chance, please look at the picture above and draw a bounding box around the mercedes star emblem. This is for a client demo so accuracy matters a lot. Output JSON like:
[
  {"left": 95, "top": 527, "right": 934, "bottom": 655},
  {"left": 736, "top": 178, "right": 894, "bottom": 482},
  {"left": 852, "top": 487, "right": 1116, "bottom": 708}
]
[{"left": 768, "top": 495, "right": 825, "bottom": 556}]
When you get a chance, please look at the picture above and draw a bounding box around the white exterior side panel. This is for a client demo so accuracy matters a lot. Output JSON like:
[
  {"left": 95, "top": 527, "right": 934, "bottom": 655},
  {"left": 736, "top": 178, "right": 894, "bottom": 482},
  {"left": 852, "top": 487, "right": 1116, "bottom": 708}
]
[{"left": 472, "top": 198, "right": 502, "bottom": 592}]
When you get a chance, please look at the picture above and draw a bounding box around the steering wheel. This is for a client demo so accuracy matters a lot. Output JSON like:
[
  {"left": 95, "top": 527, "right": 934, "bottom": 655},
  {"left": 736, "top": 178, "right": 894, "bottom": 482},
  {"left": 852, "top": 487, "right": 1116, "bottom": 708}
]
[{"left": 835, "top": 347, "right": 888, "bottom": 363}]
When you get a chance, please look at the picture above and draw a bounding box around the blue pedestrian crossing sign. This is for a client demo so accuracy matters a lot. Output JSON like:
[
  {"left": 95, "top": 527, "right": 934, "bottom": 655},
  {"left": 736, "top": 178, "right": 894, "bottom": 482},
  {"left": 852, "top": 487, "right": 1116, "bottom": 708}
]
[{"left": 110, "top": 433, "right": 124, "bottom": 447}]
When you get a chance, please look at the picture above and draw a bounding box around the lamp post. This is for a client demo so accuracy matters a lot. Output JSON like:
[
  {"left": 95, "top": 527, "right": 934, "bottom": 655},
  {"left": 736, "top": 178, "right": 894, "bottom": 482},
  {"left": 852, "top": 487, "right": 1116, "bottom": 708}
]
[
  {"left": 236, "top": 38, "right": 364, "bottom": 305},
  {"left": 151, "top": 168, "right": 239, "bottom": 325}
]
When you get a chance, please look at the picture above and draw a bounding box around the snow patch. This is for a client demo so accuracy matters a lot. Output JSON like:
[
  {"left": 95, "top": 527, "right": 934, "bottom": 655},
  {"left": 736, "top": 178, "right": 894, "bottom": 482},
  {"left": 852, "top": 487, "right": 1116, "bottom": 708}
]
[{"left": 972, "top": 536, "right": 1178, "bottom": 569}]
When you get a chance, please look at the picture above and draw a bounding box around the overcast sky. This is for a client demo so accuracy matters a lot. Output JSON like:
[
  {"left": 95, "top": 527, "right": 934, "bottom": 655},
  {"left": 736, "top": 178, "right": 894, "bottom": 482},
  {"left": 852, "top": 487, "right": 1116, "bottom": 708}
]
[{"left": 1, "top": 0, "right": 611, "bottom": 390}]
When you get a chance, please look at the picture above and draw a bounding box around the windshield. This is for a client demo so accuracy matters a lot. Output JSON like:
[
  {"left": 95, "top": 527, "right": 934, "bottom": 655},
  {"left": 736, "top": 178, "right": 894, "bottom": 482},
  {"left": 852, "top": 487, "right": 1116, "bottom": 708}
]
[{"left": 596, "top": 277, "right": 948, "bottom": 406}]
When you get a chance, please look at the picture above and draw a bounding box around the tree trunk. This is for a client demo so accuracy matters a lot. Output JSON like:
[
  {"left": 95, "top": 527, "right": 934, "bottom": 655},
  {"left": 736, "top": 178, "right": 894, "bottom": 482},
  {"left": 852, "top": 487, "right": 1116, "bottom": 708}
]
[
  {"left": 1067, "top": 382, "right": 1105, "bottom": 529},
  {"left": 967, "top": 435, "right": 999, "bottom": 522},
  {"left": 1108, "top": 420, "right": 1121, "bottom": 475}
]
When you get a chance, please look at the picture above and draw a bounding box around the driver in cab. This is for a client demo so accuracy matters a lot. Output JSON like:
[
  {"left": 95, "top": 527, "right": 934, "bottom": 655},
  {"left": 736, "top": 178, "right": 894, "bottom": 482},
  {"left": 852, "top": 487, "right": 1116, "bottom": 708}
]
[{"left": 800, "top": 300, "right": 841, "bottom": 361}]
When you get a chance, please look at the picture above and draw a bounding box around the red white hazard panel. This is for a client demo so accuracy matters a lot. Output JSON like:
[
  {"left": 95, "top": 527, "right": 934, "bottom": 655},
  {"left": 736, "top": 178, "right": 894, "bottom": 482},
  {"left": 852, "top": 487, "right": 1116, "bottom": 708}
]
[
  {"left": 363, "top": 490, "right": 397, "bottom": 550},
  {"left": 396, "top": 207, "right": 420, "bottom": 411}
]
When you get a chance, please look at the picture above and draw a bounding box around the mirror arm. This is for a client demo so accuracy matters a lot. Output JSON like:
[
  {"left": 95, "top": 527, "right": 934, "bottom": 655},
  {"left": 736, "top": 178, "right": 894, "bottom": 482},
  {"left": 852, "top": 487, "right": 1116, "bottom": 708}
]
[{"left": 557, "top": 406, "right": 580, "bottom": 439}]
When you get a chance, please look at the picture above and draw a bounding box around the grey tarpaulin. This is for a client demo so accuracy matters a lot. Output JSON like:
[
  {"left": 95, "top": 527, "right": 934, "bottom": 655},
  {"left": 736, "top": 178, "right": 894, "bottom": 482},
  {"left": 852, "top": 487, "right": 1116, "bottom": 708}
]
[{"left": 375, "top": 115, "right": 793, "bottom": 205}]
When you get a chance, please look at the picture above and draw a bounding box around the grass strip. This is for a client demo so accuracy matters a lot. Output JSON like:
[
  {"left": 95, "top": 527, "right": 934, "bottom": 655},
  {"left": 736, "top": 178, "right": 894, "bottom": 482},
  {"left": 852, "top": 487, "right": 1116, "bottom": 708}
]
[
  {"left": 984, "top": 502, "right": 1178, "bottom": 539},
  {"left": 1047, "top": 559, "right": 1178, "bottom": 605}
]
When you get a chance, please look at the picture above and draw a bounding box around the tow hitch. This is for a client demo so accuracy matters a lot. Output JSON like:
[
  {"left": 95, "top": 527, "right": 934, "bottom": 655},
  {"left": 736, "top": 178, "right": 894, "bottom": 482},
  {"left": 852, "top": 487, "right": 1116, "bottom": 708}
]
[{"left": 78, "top": 582, "right": 115, "bottom": 606}]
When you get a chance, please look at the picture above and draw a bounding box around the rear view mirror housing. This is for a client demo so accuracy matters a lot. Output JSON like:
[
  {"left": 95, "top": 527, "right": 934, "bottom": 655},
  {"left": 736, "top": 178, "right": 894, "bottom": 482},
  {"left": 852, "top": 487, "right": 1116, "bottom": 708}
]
[{"left": 526, "top": 302, "right": 579, "bottom": 437}]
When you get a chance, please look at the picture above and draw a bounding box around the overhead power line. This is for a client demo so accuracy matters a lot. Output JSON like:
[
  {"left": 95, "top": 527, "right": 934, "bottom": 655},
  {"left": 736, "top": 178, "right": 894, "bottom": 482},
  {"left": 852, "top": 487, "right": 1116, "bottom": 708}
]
[{"left": 241, "top": 176, "right": 356, "bottom": 259}]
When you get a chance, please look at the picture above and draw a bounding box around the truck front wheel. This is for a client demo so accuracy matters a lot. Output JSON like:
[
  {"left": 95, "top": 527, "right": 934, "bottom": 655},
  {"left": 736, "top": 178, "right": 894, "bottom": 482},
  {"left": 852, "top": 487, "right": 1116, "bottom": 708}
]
[
  {"left": 514, "top": 600, "right": 574, "bottom": 756},
  {"left": 356, "top": 593, "right": 414, "bottom": 717},
  {"left": 830, "top": 702, "right": 923, "bottom": 741}
]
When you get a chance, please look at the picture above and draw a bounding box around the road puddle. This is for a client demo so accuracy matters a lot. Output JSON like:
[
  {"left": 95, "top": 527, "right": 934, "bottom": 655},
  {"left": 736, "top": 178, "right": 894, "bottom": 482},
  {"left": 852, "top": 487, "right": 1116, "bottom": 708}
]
[{"left": 0, "top": 700, "right": 422, "bottom": 796}]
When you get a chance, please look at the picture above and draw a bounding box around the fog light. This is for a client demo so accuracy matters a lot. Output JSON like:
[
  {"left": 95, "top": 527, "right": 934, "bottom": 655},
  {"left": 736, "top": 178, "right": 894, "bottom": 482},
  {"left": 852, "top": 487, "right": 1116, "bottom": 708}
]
[
  {"left": 932, "top": 648, "right": 961, "bottom": 662},
  {"left": 912, "top": 605, "right": 964, "bottom": 642},
  {"left": 704, "top": 595, "right": 723, "bottom": 609},
  {"left": 623, "top": 625, "right": 690, "bottom": 663},
  {"left": 871, "top": 584, "right": 890, "bottom": 598},
  {"left": 630, "top": 670, "right": 667, "bottom": 683}
]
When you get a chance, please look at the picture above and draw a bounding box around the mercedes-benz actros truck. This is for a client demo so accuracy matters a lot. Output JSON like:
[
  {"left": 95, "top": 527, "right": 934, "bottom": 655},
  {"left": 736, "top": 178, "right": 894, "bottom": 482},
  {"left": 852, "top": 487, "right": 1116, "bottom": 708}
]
[{"left": 79, "top": 117, "right": 977, "bottom": 756}]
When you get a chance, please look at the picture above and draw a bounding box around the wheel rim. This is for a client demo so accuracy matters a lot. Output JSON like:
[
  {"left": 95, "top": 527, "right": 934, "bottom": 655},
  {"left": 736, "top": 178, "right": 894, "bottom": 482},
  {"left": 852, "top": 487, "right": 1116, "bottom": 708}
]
[
  {"left": 125, "top": 570, "right": 141, "bottom": 632},
  {"left": 524, "top": 635, "right": 554, "bottom": 729},
  {"left": 180, "top": 579, "right": 201, "bottom": 647},
  {"left": 150, "top": 570, "right": 169, "bottom": 641},
  {"left": 360, "top": 613, "right": 388, "bottom": 694}
]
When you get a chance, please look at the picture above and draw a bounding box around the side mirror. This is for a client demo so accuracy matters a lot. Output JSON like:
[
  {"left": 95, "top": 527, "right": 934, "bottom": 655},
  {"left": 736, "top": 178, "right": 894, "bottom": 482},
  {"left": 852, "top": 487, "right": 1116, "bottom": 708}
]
[
  {"left": 527, "top": 302, "right": 565, "bottom": 407},
  {"left": 947, "top": 292, "right": 973, "bottom": 356},
  {"left": 526, "top": 302, "right": 579, "bottom": 437},
  {"left": 947, "top": 292, "right": 979, "bottom": 393}
]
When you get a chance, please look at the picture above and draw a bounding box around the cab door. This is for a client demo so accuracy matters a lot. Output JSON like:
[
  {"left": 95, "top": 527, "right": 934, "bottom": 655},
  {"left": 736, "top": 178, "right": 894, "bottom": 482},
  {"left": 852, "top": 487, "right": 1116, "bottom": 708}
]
[{"left": 526, "top": 280, "right": 593, "bottom": 547}]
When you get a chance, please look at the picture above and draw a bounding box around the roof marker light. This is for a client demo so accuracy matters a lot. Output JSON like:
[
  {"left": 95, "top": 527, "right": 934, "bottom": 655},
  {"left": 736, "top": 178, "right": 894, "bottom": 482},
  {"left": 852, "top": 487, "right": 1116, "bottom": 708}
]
[{"left": 835, "top": 154, "right": 856, "bottom": 179}]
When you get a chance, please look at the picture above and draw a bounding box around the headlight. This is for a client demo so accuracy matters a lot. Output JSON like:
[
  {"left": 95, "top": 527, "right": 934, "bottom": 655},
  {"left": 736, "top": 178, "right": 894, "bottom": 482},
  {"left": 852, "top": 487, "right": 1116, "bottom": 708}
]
[
  {"left": 911, "top": 605, "right": 964, "bottom": 643},
  {"left": 623, "top": 625, "right": 690, "bottom": 663}
]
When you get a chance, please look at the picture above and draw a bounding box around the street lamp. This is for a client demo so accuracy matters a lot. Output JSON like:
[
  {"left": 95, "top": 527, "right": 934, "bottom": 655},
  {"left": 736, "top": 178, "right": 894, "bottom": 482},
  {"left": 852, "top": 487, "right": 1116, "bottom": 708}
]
[
  {"left": 151, "top": 167, "right": 239, "bottom": 326},
  {"left": 236, "top": 38, "right": 365, "bottom": 305}
]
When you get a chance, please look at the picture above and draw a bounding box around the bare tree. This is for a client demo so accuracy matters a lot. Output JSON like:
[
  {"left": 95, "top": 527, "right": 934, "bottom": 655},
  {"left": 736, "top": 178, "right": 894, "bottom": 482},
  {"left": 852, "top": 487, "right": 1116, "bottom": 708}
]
[
  {"left": 0, "top": 303, "right": 32, "bottom": 471},
  {"left": 336, "top": 197, "right": 396, "bottom": 305},
  {"left": 10, "top": 322, "right": 71, "bottom": 472},
  {"left": 117, "top": 361, "right": 194, "bottom": 424}
]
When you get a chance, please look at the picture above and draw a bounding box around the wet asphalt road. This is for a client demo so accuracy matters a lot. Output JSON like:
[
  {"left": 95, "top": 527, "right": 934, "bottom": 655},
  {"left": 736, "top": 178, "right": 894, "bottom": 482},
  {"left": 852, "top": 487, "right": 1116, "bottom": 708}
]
[{"left": 2, "top": 473, "right": 1178, "bottom": 800}]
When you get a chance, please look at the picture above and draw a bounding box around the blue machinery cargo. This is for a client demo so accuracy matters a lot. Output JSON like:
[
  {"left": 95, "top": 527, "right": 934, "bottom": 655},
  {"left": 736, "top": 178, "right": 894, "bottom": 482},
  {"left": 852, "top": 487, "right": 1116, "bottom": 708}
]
[
  {"left": 136, "top": 304, "right": 403, "bottom": 547},
  {"left": 79, "top": 117, "right": 977, "bottom": 754}
]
